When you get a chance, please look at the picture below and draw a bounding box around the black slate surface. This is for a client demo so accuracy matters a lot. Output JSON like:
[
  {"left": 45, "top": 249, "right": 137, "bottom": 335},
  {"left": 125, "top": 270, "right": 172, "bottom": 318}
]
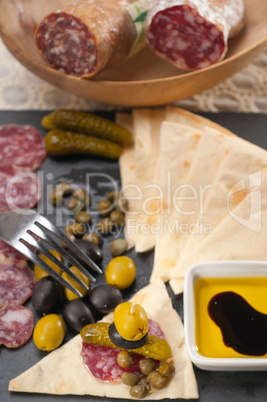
[{"left": 0, "top": 111, "right": 267, "bottom": 402}]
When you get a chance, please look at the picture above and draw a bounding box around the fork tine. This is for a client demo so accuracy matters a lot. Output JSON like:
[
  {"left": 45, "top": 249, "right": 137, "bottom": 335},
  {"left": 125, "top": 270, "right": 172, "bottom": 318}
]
[
  {"left": 26, "top": 231, "right": 90, "bottom": 290},
  {"left": 17, "top": 239, "right": 84, "bottom": 298},
  {"left": 35, "top": 220, "right": 102, "bottom": 275}
]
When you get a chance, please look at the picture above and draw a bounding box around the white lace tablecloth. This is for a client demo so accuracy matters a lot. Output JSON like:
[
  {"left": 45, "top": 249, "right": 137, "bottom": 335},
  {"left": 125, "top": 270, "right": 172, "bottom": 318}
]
[{"left": 1, "top": 39, "right": 267, "bottom": 112}]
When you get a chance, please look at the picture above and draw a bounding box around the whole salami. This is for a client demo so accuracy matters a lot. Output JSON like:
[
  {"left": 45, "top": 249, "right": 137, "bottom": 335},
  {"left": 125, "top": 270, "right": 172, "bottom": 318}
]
[
  {"left": 0, "top": 305, "right": 34, "bottom": 348},
  {"left": 0, "top": 125, "right": 47, "bottom": 172},
  {"left": 35, "top": 0, "right": 140, "bottom": 77},
  {"left": 145, "top": 0, "right": 245, "bottom": 70}
]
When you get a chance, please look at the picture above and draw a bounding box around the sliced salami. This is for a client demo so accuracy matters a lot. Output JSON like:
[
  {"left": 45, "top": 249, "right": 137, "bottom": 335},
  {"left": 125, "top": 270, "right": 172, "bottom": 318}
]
[
  {"left": 81, "top": 319, "right": 164, "bottom": 382},
  {"left": 0, "top": 239, "right": 27, "bottom": 261},
  {"left": 35, "top": 0, "right": 136, "bottom": 77},
  {"left": 0, "top": 166, "right": 41, "bottom": 211},
  {"left": 0, "top": 125, "right": 47, "bottom": 171},
  {"left": 146, "top": 0, "right": 245, "bottom": 70},
  {"left": 0, "top": 256, "right": 36, "bottom": 307},
  {"left": 0, "top": 305, "right": 34, "bottom": 348}
]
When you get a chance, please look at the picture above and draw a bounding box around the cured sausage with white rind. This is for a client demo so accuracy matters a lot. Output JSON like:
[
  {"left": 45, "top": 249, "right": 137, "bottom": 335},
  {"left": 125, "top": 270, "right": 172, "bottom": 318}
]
[{"left": 0, "top": 305, "right": 34, "bottom": 348}]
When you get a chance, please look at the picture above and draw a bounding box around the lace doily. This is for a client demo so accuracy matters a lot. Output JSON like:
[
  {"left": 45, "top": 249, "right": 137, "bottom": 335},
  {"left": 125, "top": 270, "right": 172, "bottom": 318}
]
[{"left": 0, "top": 39, "right": 267, "bottom": 112}]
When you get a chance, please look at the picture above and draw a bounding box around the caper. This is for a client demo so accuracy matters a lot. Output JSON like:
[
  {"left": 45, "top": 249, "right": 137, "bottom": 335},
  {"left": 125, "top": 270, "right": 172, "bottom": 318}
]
[
  {"left": 107, "top": 190, "right": 120, "bottom": 203},
  {"left": 73, "top": 188, "right": 90, "bottom": 209},
  {"left": 110, "top": 238, "right": 128, "bottom": 256},
  {"left": 67, "top": 197, "right": 80, "bottom": 210},
  {"left": 117, "top": 350, "right": 135, "bottom": 368},
  {"left": 110, "top": 210, "right": 124, "bottom": 226},
  {"left": 158, "top": 362, "right": 175, "bottom": 377},
  {"left": 97, "top": 218, "right": 113, "bottom": 234},
  {"left": 121, "top": 372, "right": 140, "bottom": 387},
  {"left": 97, "top": 200, "right": 113, "bottom": 217},
  {"left": 148, "top": 371, "right": 168, "bottom": 390},
  {"left": 74, "top": 211, "right": 91, "bottom": 224},
  {"left": 49, "top": 188, "right": 63, "bottom": 206},
  {"left": 139, "top": 358, "right": 156, "bottom": 375},
  {"left": 64, "top": 222, "right": 85, "bottom": 236},
  {"left": 129, "top": 384, "right": 148, "bottom": 399},
  {"left": 82, "top": 232, "right": 100, "bottom": 245},
  {"left": 115, "top": 196, "right": 128, "bottom": 213},
  {"left": 55, "top": 181, "right": 72, "bottom": 196},
  {"left": 61, "top": 232, "right": 76, "bottom": 248}
]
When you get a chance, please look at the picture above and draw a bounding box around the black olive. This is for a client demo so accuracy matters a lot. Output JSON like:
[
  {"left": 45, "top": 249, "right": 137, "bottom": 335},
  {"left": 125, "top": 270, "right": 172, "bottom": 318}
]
[
  {"left": 72, "top": 239, "right": 103, "bottom": 262},
  {"left": 31, "top": 276, "right": 64, "bottom": 315},
  {"left": 108, "top": 323, "right": 148, "bottom": 349},
  {"left": 62, "top": 298, "right": 95, "bottom": 333},
  {"left": 89, "top": 285, "right": 123, "bottom": 314}
]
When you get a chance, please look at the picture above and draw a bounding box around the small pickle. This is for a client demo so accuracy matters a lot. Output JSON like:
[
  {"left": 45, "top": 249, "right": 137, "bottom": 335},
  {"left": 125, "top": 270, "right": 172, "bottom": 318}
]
[
  {"left": 64, "top": 222, "right": 85, "bottom": 236},
  {"left": 45, "top": 130, "right": 121, "bottom": 159},
  {"left": 98, "top": 200, "right": 113, "bottom": 217},
  {"left": 129, "top": 384, "right": 148, "bottom": 399},
  {"left": 158, "top": 362, "right": 175, "bottom": 377},
  {"left": 80, "top": 322, "right": 172, "bottom": 361},
  {"left": 82, "top": 232, "right": 100, "bottom": 245},
  {"left": 117, "top": 350, "right": 135, "bottom": 368},
  {"left": 74, "top": 211, "right": 91, "bottom": 224},
  {"left": 139, "top": 358, "right": 156, "bottom": 375},
  {"left": 97, "top": 218, "right": 113, "bottom": 234},
  {"left": 110, "top": 239, "right": 128, "bottom": 256},
  {"left": 121, "top": 372, "right": 140, "bottom": 387},
  {"left": 42, "top": 110, "right": 132, "bottom": 144},
  {"left": 110, "top": 211, "right": 124, "bottom": 226}
]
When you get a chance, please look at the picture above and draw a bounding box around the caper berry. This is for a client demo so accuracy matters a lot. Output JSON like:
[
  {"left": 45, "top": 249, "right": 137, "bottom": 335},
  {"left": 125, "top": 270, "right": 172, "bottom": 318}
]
[
  {"left": 115, "top": 196, "right": 128, "bottom": 214},
  {"left": 110, "top": 210, "right": 124, "bottom": 226},
  {"left": 117, "top": 350, "right": 135, "bottom": 368},
  {"left": 139, "top": 358, "right": 156, "bottom": 375},
  {"left": 67, "top": 197, "right": 80, "bottom": 210},
  {"left": 64, "top": 222, "right": 85, "bottom": 236},
  {"left": 110, "top": 238, "right": 128, "bottom": 256},
  {"left": 158, "top": 362, "right": 175, "bottom": 377},
  {"left": 129, "top": 384, "right": 148, "bottom": 399},
  {"left": 97, "top": 200, "right": 113, "bottom": 217},
  {"left": 121, "top": 372, "right": 140, "bottom": 387},
  {"left": 74, "top": 211, "right": 91, "bottom": 224},
  {"left": 97, "top": 218, "right": 113, "bottom": 234},
  {"left": 148, "top": 371, "right": 168, "bottom": 390},
  {"left": 49, "top": 188, "right": 63, "bottom": 206},
  {"left": 55, "top": 181, "right": 72, "bottom": 196},
  {"left": 107, "top": 190, "right": 120, "bottom": 203},
  {"left": 82, "top": 232, "right": 100, "bottom": 245}
]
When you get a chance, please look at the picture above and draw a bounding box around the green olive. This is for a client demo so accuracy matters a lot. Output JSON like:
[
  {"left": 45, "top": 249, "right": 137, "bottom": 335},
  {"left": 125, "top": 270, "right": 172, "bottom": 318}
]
[
  {"left": 64, "top": 222, "right": 85, "bottom": 236},
  {"left": 158, "top": 362, "right": 175, "bottom": 377},
  {"left": 129, "top": 384, "right": 148, "bottom": 399},
  {"left": 113, "top": 301, "right": 148, "bottom": 341},
  {"left": 105, "top": 256, "right": 135, "bottom": 290},
  {"left": 139, "top": 358, "right": 156, "bottom": 375},
  {"left": 74, "top": 211, "right": 91, "bottom": 224},
  {"left": 110, "top": 210, "right": 124, "bottom": 226},
  {"left": 121, "top": 372, "right": 140, "bottom": 386},
  {"left": 97, "top": 218, "right": 113, "bottom": 234},
  {"left": 61, "top": 266, "right": 90, "bottom": 301},
  {"left": 33, "top": 314, "right": 66, "bottom": 351},
  {"left": 117, "top": 350, "right": 135, "bottom": 368},
  {"left": 107, "top": 190, "right": 120, "bottom": 203},
  {"left": 34, "top": 250, "right": 63, "bottom": 281},
  {"left": 97, "top": 200, "right": 112, "bottom": 217},
  {"left": 110, "top": 239, "right": 128, "bottom": 256},
  {"left": 82, "top": 232, "right": 100, "bottom": 245}
]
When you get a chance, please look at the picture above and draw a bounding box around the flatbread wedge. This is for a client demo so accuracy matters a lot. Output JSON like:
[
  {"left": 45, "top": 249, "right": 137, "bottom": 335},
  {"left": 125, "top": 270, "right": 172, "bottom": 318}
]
[{"left": 9, "top": 281, "right": 198, "bottom": 400}]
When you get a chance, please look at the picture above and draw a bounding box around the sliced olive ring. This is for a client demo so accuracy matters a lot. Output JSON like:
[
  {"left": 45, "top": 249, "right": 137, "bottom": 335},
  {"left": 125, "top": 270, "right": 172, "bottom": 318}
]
[{"left": 108, "top": 322, "right": 148, "bottom": 349}]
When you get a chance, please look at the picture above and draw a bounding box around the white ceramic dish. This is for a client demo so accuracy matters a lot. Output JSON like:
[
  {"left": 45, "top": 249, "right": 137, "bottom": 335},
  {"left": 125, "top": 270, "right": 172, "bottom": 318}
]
[{"left": 183, "top": 260, "right": 267, "bottom": 371}]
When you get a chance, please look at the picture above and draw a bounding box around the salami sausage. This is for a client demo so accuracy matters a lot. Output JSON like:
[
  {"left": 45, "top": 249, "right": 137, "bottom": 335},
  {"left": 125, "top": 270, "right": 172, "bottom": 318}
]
[
  {"left": 0, "top": 256, "right": 36, "bottom": 307},
  {"left": 0, "top": 125, "right": 47, "bottom": 171},
  {"left": 35, "top": 0, "right": 136, "bottom": 77},
  {"left": 81, "top": 319, "right": 164, "bottom": 382},
  {"left": 146, "top": 0, "right": 245, "bottom": 70},
  {"left": 0, "top": 166, "right": 41, "bottom": 211},
  {"left": 0, "top": 305, "right": 34, "bottom": 348},
  {"left": 0, "top": 239, "right": 27, "bottom": 261}
]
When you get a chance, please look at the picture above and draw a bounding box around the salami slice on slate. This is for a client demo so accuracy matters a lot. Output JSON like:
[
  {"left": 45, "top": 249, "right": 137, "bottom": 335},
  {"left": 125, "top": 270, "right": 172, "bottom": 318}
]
[
  {"left": 0, "top": 256, "right": 36, "bottom": 307},
  {"left": 0, "top": 239, "right": 27, "bottom": 261},
  {"left": 0, "top": 166, "right": 41, "bottom": 211},
  {"left": 35, "top": 0, "right": 136, "bottom": 77},
  {"left": 146, "top": 0, "right": 245, "bottom": 70},
  {"left": 0, "top": 305, "right": 34, "bottom": 348},
  {"left": 0, "top": 124, "right": 47, "bottom": 171}
]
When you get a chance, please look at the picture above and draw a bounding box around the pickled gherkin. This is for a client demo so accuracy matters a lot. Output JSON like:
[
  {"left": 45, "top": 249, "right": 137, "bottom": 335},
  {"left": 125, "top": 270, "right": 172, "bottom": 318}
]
[
  {"left": 80, "top": 322, "right": 172, "bottom": 361},
  {"left": 42, "top": 110, "right": 132, "bottom": 144},
  {"left": 45, "top": 130, "right": 121, "bottom": 159}
]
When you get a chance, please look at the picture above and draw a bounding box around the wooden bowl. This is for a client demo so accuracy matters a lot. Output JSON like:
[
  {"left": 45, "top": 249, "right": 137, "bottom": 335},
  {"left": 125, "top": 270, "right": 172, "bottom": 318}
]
[{"left": 0, "top": 0, "right": 267, "bottom": 107}]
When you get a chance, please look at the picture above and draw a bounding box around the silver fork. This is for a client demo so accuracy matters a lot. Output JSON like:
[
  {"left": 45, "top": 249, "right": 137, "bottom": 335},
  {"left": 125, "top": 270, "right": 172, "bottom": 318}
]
[{"left": 0, "top": 210, "right": 103, "bottom": 297}]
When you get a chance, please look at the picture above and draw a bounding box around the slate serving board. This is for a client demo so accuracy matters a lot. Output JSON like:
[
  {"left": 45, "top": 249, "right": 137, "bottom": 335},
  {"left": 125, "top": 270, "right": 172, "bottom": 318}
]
[{"left": 1, "top": 111, "right": 267, "bottom": 402}]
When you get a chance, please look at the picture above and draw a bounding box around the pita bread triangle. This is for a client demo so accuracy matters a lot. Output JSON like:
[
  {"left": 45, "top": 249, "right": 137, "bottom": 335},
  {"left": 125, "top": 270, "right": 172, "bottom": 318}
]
[{"left": 9, "top": 281, "right": 198, "bottom": 400}]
